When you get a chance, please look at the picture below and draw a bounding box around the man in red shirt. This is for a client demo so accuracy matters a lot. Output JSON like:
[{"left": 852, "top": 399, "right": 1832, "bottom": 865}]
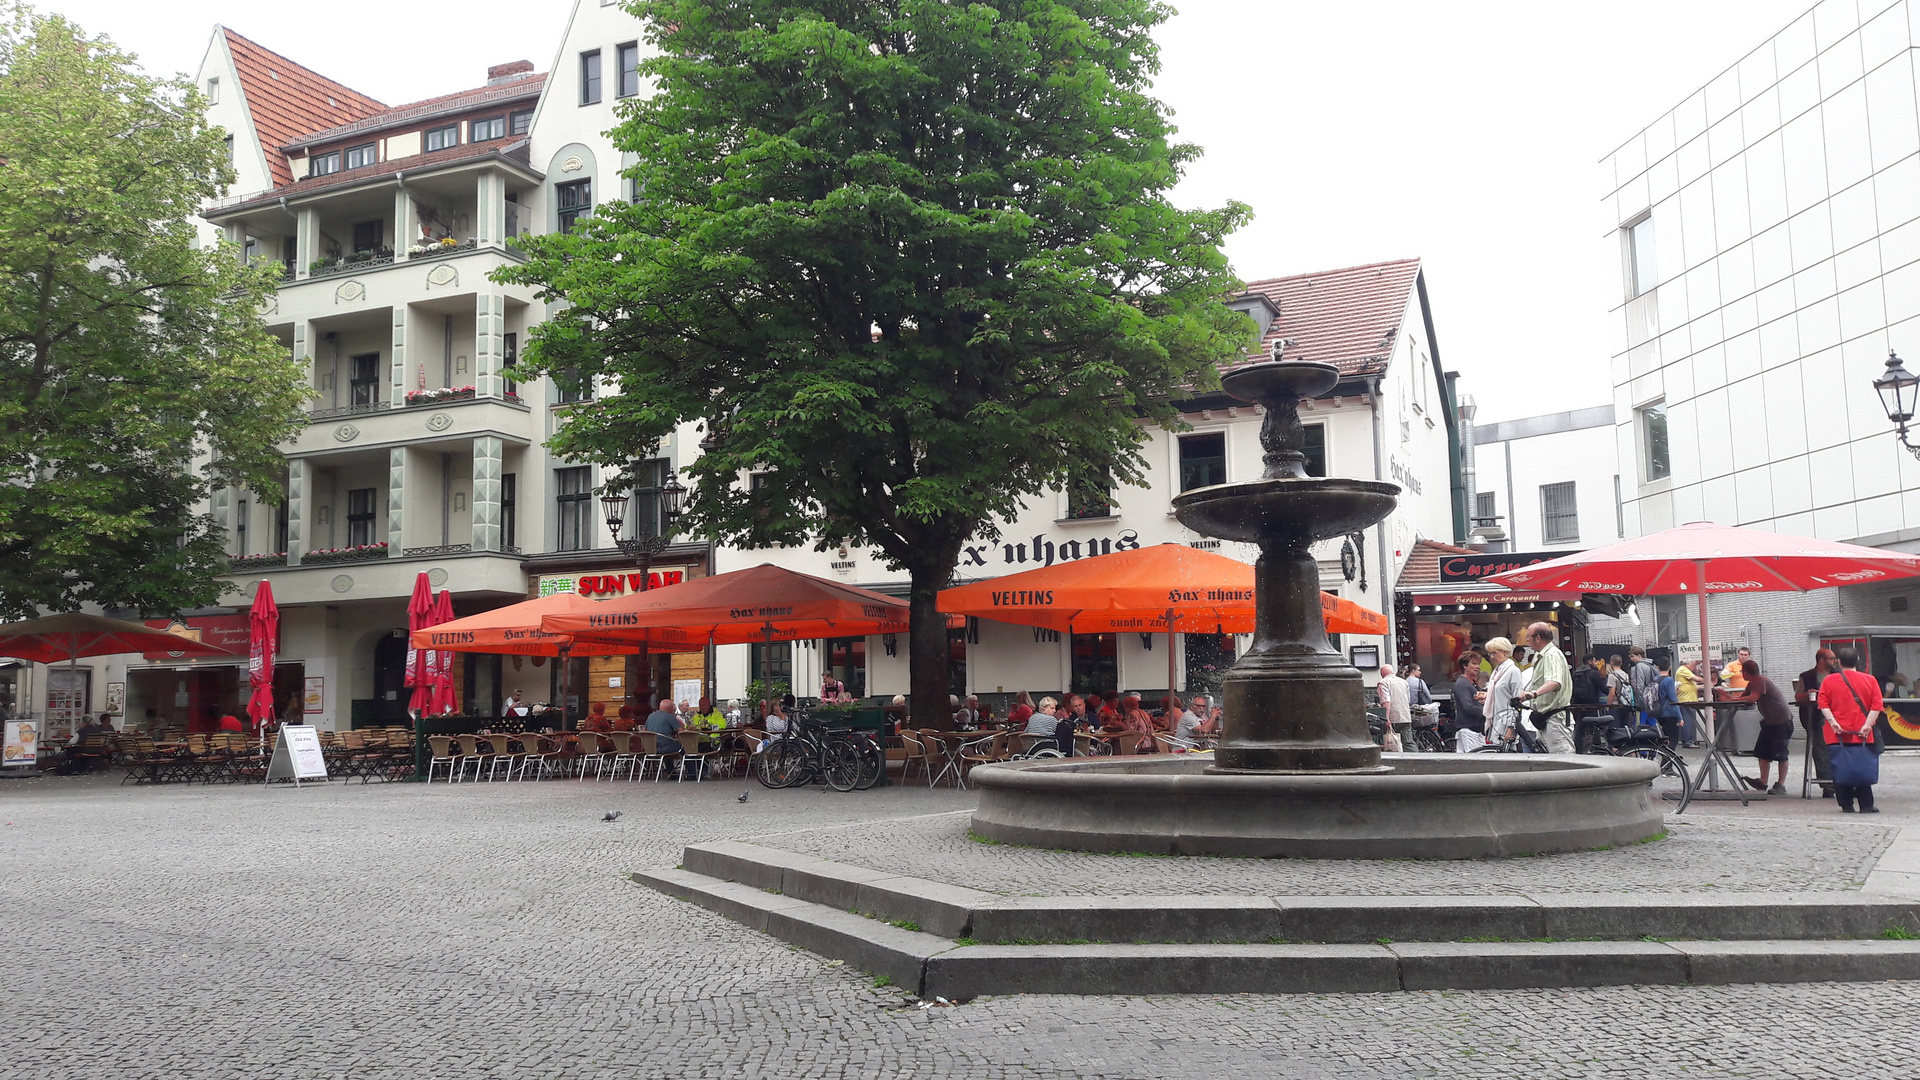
[{"left": 1816, "top": 647, "right": 1882, "bottom": 814}]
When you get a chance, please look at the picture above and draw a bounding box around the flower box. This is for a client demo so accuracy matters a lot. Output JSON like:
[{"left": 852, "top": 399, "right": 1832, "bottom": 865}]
[
  {"left": 228, "top": 553, "right": 289, "bottom": 571},
  {"left": 405, "top": 386, "right": 477, "bottom": 407},
  {"left": 303, "top": 544, "right": 390, "bottom": 565}
]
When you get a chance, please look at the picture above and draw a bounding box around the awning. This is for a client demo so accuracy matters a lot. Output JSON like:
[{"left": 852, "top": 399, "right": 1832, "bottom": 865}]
[{"left": 1408, "top": 589, "right": 1584, "bottom": 612}]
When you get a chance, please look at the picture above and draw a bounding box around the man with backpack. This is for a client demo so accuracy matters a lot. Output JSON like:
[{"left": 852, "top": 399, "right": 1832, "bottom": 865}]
[
  {"left": 1652, "top": 657, "right": 1683, "bottom": 750},
  {"left": 1628, "top": 647, "right": 1660, "bottom": 729}
]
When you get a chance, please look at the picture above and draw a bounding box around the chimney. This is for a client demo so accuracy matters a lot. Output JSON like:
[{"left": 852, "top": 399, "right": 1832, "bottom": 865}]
[{"left": 488, "top": 60, "right": 534, "bottom": 85}]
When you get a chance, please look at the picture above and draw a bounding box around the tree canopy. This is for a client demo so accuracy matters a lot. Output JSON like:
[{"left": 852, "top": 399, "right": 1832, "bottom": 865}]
[
  {"left": 498, "top": 0, "right": 1253, "bottom": 721},
  {"left": 0, "top": 5, "right": 308, "bottom": 619}
]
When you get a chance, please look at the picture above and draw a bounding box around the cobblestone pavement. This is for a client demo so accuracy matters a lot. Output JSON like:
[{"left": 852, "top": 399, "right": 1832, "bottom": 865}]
[{"left": 3, "top": 769, "right": 1916, "bottom": 1079}]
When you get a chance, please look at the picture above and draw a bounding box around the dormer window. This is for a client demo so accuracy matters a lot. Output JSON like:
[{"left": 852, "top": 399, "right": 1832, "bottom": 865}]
[
  {"left": 470, "top": 116, "right": 505, "bottom": 141},
  {"left": 310, "top": 151, "right": 341, "bottom": 177},
  {"left": 510, "top": 110, "right": 533, "bottom": 135},
  {"left": 344, "top": 143, "right": 377, "bottom": 170},
  {"left": 425, "top": 124, "right": 459, "bottom": 152}
]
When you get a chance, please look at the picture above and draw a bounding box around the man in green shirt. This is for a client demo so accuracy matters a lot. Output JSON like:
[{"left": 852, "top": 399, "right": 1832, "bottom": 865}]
[{"left": 1519, "top": 621, "right": 1574, "bottom": 753}]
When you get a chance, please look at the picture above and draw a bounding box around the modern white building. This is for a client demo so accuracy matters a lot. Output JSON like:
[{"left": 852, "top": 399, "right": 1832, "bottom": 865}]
[
  {"left": 1465, "top": 405, "right": 1622, "bottom": 555},
  {"left": 1601, "top": 0, "right": 1920, "bottom": 677}
]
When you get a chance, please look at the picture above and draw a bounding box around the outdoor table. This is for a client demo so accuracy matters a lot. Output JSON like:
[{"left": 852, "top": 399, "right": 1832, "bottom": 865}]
[{"left": 1676, "top": 699, "right": 1757, "bottom": 807}]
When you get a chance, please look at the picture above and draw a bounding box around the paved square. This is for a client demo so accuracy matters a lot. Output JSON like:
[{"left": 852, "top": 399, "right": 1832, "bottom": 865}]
[{"left": 3, "top": 765, "right": 1916, "bottom": 1079}]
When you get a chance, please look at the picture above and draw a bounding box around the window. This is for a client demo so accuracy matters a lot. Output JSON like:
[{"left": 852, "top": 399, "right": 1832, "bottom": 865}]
[
  {"left": 235, "top": 498, "right": 248, "bottom": 555},
  {"left": 510, "top": 109, "right": 533, "bottom": 136},
  {"left": 556, "top": 179, "right": 592, "bottom": 233},
  {"left": 1625, "top": 213, "right": 1657, "bottom": 298},
  {"left": 351, "top": 220, "right": 383, "bottom": 253},
  {"left": 274, "top": 499, "right": 289, "bottom": 554},
  {"left": 1067, "top": 465, "right": 1111, "bottom": 519},
  {"left": 503, "top": 332, "right": 518, "bottom": 397},
  {"left": 349, "top": 353, "right": 380, "bottom": 407},
  {"left": 470, "top": 115, "right": 505, "bottom": 141},
  {"left": 555, "top": 466, "right": 593, "bottom": 551},
  {"left": 501, "top": 473, "right": 517, "bottom": 550},
  {"left": 1651, "top": 595, "right": 1690, "bottom": 644},
  {"left": 554, "top": 365, "right": 593, "bottom": 405},
  {"left": 1639, "top": 402, "right": 1671, "bottom": 482},
  {"left": 1302, "top": 423, "right": 1327, "bottom": 477},
  {"left": 825, "top": 636, "right": 866, "bottom": 698},
  {"left": 1178, "top": 433, "right": 1226, "bottom": 492},
  {"left": 1473, "top": 491, "right": 1497, "bottom": 527},
  {"left": 1070, "top": 633, "right": 1118, "bottom": 696},
  {"left": 346, "top": 488, "right": 377, "bottom": 547},
  {"left": 344, "top": 143, "right": 377, "bottom": 170},
  {"left": 748, "top": 642, "right": 793, "bottom": 689},
  {"left": 1540, "top": 481, "right": 1579, "bottom": 544},
  {"left": 425, "top": 124, "right": 459, "bottom": 152},
  {"left": 310, "top": 152, "right": 341, "bottom": 177},
  {"left": 617, "top": 42, "right": 640, "bottom": 97},
  {"left": 580, "top": 50, "right": 602, "bottom": 105},
  {"left": 224, "top": 135, "right": 234, "bottom": 165},
  {"left": 206, "top": 77, "right": 219, "bottom": 103},
  {"left": 626, "top": 458, "right": 672, "bottom": 540}
]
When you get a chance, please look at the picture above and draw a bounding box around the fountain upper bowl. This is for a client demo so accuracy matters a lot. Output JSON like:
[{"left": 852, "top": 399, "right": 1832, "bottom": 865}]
[{"left": 1173, "top": 477, "right": 1400, "bottom": 544}]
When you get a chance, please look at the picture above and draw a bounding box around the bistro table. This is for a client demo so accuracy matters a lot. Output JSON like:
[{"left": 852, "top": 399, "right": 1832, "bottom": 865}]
[{"left": 1675, "top": 698, "right": 1758, "bottom": 809}]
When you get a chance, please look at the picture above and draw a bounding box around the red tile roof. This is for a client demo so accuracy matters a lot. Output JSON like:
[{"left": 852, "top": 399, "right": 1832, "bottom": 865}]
[
  {"left": 1395, "top": 538, "right": 1486, "bottom": 589},
  {"left": 223, "top": 29, "right": 385, "bottom": 188},
  {"left": 282, "top": 74, "right": 547, "bottom": 153},
  {"left": 211, "top": 138, "right": 536, "bottom": 217},
  {"left": 1233, "top": 258, "right": 1422, "bottom": 378}
]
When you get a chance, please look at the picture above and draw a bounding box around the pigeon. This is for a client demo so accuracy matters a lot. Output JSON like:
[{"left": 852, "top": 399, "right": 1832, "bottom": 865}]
[
  {"left": 736, "top": 792, "right": 750, "bottom": 803},
  {"left": 601, "top": 811, "right": 622, "bottom": 822}
]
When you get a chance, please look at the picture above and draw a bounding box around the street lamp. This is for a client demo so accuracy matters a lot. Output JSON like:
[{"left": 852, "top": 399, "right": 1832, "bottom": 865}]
[
  {"left": 601, "top": 473, "right": 687, "bottom": 586},
  {"left": 1873, "top": 350, "right": 1920, "bottom": 461}
]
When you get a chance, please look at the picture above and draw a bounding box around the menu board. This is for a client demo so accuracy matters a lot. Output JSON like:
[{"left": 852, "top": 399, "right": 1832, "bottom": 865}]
[{"left": 266, "top": 725, "right": 330, "bottom": 784}]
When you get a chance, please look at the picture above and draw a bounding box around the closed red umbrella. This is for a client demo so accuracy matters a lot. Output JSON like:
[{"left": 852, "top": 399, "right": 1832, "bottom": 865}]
[
  {"left": 405, "top": 572, "right": 435, "bottom": 714},
  {"left": 429, "top": 589, "right": 457, "bottom": 715},
  {"left": 245, "top": 580, "right": 280, "bottom": 730}
]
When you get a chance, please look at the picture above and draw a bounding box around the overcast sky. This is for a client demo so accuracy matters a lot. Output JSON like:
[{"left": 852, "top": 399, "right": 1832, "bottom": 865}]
[{"left": 46, "top": 0, "right": 1814, "bottom": 421}]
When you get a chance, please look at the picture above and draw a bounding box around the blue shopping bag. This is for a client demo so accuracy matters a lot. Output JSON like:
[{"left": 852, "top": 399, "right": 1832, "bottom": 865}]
[{"left": 1830, "top": 742, "right": 1880, "bottom": 787}]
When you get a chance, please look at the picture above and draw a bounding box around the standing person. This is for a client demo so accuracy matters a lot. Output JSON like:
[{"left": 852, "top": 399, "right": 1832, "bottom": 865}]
[
  {"left": 1817, "top": 648, "right": 1883, "bottom": 814},
  {"left": 1483, "top": 638, "right": 1535, "bottom": 751},
  {"left": 1674, "top": 661, "right": 1702, "bottom": 746},
  {"left": 1627, "top": 647, "right": 1659, "bottom": 729},
  {"left": 1652, "top": 658, "right": 1683, "bottom": 750},
  {"left": 1732, "top": 660, "right": 1794, "bottom": 794},
  {"left": 1452, "top": 654, "right": 1487, "bottom": 752},
  {"left": 1405, "top": 665, "right": 1432, "bottom": 708},
  {"left": 1517, "top": 623, "right": 1573, "bottom": 753},
  {"left": 1605, "top": 654, "right": 1633, "bottom": 733},
  {"left": 1571, "top": 654, "right": 1610, "bottom": 752},
  {"left": 1798, "top": 649, "right": 1838, "bottom": 798},
  {"left": 1376, "top": 665, "right": 1411, "bottom": 753}
]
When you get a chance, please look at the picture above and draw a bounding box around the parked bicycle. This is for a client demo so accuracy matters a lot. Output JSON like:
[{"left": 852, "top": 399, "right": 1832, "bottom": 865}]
[{"left": 754, "top": 713, "right": 885, "bottom": 791}]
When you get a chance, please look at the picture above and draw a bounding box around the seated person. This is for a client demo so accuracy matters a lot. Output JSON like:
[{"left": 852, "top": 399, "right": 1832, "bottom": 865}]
[
  {"left": 1024, "top": 697, "right": 1060, "bottom": 736},
  {"left": 1174, "top": 697, "right": 1213, "bottom": 744},
  {"left": 581, "top": 702, "right": 612, "bottom": 733},
  {"left": 761, "top": 700, "right": 790, "bottom": 742},
  {"left": 644, "top": 698, "right": 686, "bottom": 755},
  {"left": 218, "top": 714, "right": 244, "bottom": 733},
  {"left": 688, "top": 697, "right": 728, "bottom": 732},
  {"left": 611, "top": 705, "right": 638, "bottom": 732}
]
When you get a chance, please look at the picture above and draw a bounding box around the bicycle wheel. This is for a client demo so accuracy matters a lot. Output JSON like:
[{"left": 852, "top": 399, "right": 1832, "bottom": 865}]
[
  {"left": 1619, "top": 744, "right": 1690, "bottom": 808},
  {"left": 756, "top": 738, "right": 806, "bottom": 788},
  {"left": 852, "top": 736, "right": 886, "bottom": 790},
  {"left": 823, "top": 739, "right": 864, "bottom": 792},
  {"left": 1412, "top": 729, "right": 1445, "bottom": 753},
  {"left": 1468, "top": 742, "right": 1507, "bottom": 754}
]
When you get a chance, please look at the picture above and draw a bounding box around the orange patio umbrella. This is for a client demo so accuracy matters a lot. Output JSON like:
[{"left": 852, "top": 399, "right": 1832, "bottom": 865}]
[
  {"left": 938, "top": 543, "right": 1388, "bottom": 695},
  {"left": 540, "top": 563, "right": 915, "bottom": 693},
  {"left": 407, "top": 591, "right": 635, "bottom": 657}
]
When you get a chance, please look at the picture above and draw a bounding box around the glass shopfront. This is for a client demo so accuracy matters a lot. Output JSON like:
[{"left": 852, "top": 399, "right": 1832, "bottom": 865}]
[{"left": 1405, "top": 589, "right": 1587, "bottom": 701}]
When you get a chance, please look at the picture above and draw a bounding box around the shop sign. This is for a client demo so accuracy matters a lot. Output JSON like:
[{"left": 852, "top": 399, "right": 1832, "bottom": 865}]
[
  {"left": 538, "top": 571, "right": 684, "bottom": 598},
  {"left": 1438, "top": 550, "right": 1565, "bottom": 584},
  {"left": 141, "top": 613, "right": 251, "bottom": 659},
  {"left": 959, "top": 529, "right": 1141, "bottom": 569}
]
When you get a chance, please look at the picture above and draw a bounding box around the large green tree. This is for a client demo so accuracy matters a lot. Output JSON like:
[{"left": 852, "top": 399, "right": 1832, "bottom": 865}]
[
  {"left": 499, "top": 0, "right": 1252, "bottom": 724},
  {"left": 0, "top": 6, "right": 308, "bottom": 619}
]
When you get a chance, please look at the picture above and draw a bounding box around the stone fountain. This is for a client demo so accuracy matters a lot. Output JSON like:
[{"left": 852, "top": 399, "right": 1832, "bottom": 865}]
[{"left": 969, "top": 354, "right": 1663, "bottom": 858}]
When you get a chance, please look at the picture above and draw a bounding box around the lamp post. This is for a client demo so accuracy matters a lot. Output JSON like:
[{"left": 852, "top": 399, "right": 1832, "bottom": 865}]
[
  {"left": 601, "top": 473, "right": 687, "bottom": 709},
  {"left": 1873, "top": 350, "right": 1920, "bottom": 461}
]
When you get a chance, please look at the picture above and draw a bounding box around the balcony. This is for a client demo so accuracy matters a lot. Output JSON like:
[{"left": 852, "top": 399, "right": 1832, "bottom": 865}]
[
  {"left": 227, "top": 553, "right": 289, "bottom": 572},
  {"left": 302, "top": 543, "right": 391, "bottom": 566},
  {"left": 405, "top": 236, "right": 479, "bottom": 261},
  {"left": 309, "top": 248, "right": 395, "bottom": 278},
  {"left": 291, "top": 393, "right": 533, "bottom": 457}
]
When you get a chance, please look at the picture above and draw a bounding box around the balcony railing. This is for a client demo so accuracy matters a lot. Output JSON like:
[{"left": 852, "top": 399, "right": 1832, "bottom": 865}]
[
  {"left": 307, "top": 401, "right": 393, "bottom": 421},
  {"left": 303, "top": 544, "right": 391, "bottom": 565},
  {"left": 406, "top": 236, "right": 478, "bottom": 261},
  {"left": 309, "top": 249, "right": 395, "bottom": 278},
  {"left": 403, "top": 544, "right": 472, "bottom": 557},
  {"left": 227, "top": 553, "right": 289, "bottom": 572}
]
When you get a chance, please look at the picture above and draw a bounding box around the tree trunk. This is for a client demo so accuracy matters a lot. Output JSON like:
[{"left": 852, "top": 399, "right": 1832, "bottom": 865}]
[{"left": 908, "top": 565, "right": 953, "bottom": 731}]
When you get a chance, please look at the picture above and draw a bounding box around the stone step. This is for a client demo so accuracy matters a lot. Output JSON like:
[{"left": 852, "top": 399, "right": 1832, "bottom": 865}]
[
  {"left": 679, "top": 840, "right": 1920, "bottom": 944},
  {"left": 635, "top": 863, "right": 1920, "bottom": 996}
]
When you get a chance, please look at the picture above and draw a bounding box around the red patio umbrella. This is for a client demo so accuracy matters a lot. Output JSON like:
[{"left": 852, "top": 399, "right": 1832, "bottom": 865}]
[
  {"left": 245, "top": 581, "right": 280, "bottom": 730},
  {"left": 405, "top": 572, "right": 436, "bottom": 714},
  {"left": 0, "top": 613, "right": 237, "bottom": 736},
  {"left": 1488, "top": 521, "right": 1920, "bottom": 805},
  {"left": 428, "top": 588, "right": 457, "bottom": 715}
]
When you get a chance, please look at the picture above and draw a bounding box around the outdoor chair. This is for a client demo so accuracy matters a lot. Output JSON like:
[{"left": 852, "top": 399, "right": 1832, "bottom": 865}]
[
  {"left": 453, "top": 735, "right": 494, "bottom": 782},
  {"left": 888, "top": 732, "right": 927, "bottom": 783},
  {"left": 483, "top": 734, "right": 521, "bottom": 781},
  {"left": 425, "top": 736, "right": 460, "bottom": 783},
  {"left": 1153, "top": 733, "right": 1196, "bottom": 754},
  {"left": 675, "top": 731, "right": 714, "bottom": 782},
  {"left": 920, "top": 730, "right": 964, "bottom": 788},
  {"left": 604, "top": 732, "right": 640, "bottom": 781},
  {"left": 957, "top": 732, "right": 1006, "bottom": 783},
  {"left": 631, "top": 731, "right": 670, "bottom": 781},
  {"left": 513, "top": 734, "right": 554, "bottom": 781},
  {"left": 575, "top": 732, "right": 608, "bottom": 780}
]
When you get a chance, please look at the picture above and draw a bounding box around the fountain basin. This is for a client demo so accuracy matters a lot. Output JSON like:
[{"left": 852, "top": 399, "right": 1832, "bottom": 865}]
[
  {"left": 970, "top": 755, "right": 1663, "bottom": 859},
  {"left": 1173, "top": 476, "right": 1401, "bottom": 545}
]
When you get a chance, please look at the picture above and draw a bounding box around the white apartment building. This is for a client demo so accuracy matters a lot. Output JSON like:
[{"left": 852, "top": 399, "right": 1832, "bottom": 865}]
[
  {"left": 0, "top": 7, "right": 1468, "bottom": 732},
  {"left": 1466, "top": 405, "right": 1623, "bottom": 555},
  {"left": 1602, "top": 0, "right": 1920, "bottom": 678}
]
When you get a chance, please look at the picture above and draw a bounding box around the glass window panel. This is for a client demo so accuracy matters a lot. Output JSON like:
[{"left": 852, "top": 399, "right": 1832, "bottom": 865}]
[{"left": 1640, "top": 403, "right": 1671, "bottom": 482}]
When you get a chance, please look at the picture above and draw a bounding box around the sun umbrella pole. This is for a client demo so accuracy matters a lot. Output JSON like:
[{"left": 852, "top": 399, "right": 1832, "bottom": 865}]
[{"left": 1166, "top": 610, "right": 1177, "bottom": 722}]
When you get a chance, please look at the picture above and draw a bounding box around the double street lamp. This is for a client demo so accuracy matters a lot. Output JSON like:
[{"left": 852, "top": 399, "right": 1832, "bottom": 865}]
[
  {"left": 1873, "top": 350, "right": 1920, "bottom": 461},
  {"left": 600, "top": 473, "right": 688, "bottom": 587}
]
